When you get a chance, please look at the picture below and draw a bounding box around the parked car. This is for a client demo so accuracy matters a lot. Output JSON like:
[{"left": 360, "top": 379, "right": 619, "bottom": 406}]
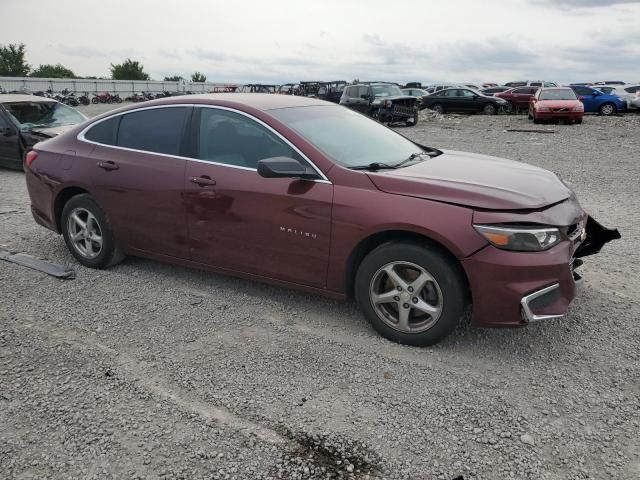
[
  {"left": 314, "top": 81, "right": 347, "bottom": 103},
  {"left": 401, "top": 88, "right": 430, "bottom": 110},
  {"left": 528, "top": 87, "right": 584, "bottom": 124},
  {"left": 494, "top": 86, "right": 539, "bottom": 112},
  {"left": 0, "top": 94, "right": 87, "bottom": 170},
  {"left": 505, "top": 81, "right": 558, "bottom": 87},
  {"left": 568, "top": 85, "right": 626, "bottom": 115},
  {"left": 23, "top": 94, "right": 619, "bottom": 346},
  {"left": 422, "top": 88, "right": 507, "bottom": 115},
  {"left": 340, "top": 83, "right": 419, "bottom": 125},
  {"left": 592, "top": 81, "right": 625, "bottom": 86},
  {"left": 595, "top": 84, "right": 640, "bottom": 110},
  {"left": 424, "top": 84, "right": 462, "bottom": 94},
  {"left": 479, "top": 86, "right": 511, "bottom": 96}
]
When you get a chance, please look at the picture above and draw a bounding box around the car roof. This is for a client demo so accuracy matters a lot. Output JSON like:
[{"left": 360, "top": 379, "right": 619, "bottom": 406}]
[
  {"left": 0, "top": 94, "right": 59, "bottom": 104},
  {"left": 124, "top": 93, "right": 332, "bottom": 111}
]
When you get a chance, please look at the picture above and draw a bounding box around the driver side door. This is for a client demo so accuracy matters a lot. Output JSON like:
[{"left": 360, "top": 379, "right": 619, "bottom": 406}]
[
  {"left": 0, "top": 108, "right": 21, "bottom": 168},
  {"left": 183, "top": 106, "right": 333, "bottom": 288}
]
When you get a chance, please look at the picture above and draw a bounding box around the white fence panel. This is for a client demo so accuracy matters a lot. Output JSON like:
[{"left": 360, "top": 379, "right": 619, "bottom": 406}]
[{"left": 0, "top": 76, "right": 238, "bottom": 95}]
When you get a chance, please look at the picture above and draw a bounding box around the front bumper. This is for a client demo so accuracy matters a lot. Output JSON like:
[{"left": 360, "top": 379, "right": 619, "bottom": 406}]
[
  {"left": 535, "top": 111, "right": 583, "bottom": 120},
  {"left": 462, "top": 215, "right": 620, "bottom": 327}
]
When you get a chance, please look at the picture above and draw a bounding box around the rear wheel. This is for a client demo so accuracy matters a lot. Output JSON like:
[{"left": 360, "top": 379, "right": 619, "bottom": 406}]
[
  {"left": 91, "top": 97, "right": 98, "bottom": 104},
  {"left": 61, "top": 194, "right": 124, "bottom": 269},
  {"left": 483, "top": 103, "right": 497, "bottom": 115},
  {"left": 599, "top": 103, "right": 616, "bottom": 116},
  {"left": 355, "top": 242, "right": 467, "bottom": 346}
]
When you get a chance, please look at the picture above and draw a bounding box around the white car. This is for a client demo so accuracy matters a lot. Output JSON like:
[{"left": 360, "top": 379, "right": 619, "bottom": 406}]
[{"left": 596, "top": 84, "right": 640, "bottom": 110}]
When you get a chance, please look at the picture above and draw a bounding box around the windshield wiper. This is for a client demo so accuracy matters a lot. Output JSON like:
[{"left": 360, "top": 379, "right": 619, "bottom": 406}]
[
  {"left": 348, "top": 162, "right": 399, "bottom": 171},
  {"left": 392, "top": 151, "right": 430, "bottom": 169}
]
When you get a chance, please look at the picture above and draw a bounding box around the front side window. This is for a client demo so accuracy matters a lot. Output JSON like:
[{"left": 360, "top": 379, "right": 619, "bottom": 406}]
[
  {"left": 269, "top": 105, "right": 421, "bottom": 169},
  {"left": 573, "top": 87, "right": 591, "bottom": 96},
  {"left": 117, "top": 107, "right": 189, "bottom": 156},
  {"left": 461, "top": 89, "right": 476, "bottom": 97},
  {"left": 444, "top": 89, "right": 460, "bottom": 97},
  {"left": 197, "top": 108, "right": 303, "bottom": 169}
]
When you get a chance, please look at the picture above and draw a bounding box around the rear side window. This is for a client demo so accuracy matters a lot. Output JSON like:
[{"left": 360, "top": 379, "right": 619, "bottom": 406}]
[
  {"left": 625, "top": 86, "right": 640, "bottom": 93},
  {"left": 117, "top": 107, "right": 189, "bottom": 156},
  {"left": 573, "top": 87, "right": 591, "bottom": 96},
  {"left": 84, "top": 116, "right": 119, "bottom": 145},
  {"left": 345, "top": 86, "right": 357, "bottom": 98}
]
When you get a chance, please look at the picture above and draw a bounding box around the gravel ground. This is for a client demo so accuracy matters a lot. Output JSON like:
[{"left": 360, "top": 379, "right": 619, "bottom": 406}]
[{"left": 1, "top": 104, "right": 639, "bottom": 480}]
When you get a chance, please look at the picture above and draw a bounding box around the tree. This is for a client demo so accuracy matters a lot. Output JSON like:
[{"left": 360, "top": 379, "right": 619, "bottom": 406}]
[
  {"left": 0, "top": 43, "right": 30, "bottom": 76},
  {"left": 164, "top": 75, "right": 184, "bottom": 82},
  {"left": 110, "top": 59, "right": 149, "bottom": 80},
  {"left": 31, "top": 63, "right": 75, "bottom": 78},
  {"left": 191, "top": 71, "right": 207, "bottom": 82}
]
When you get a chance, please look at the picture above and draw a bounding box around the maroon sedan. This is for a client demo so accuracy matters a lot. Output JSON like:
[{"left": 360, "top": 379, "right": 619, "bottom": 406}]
[
  {"left": 24, "top": 94, "right": 619, "bottom": 346},
  {"left": 494, "top": 86, "right": 539, "bottom": 112}
]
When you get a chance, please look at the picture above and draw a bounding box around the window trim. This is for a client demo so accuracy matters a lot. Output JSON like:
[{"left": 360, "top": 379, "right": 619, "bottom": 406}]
[{"left": 77, "top": 103, "right": 331, "bottom": 183}]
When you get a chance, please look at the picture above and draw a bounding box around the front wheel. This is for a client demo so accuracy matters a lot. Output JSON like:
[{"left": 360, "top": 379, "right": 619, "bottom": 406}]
[
  {"left": 61, "top": 194, "right": 124, "bottom": 269},
  {"left": 91, "top": 97, "right": 98, "bottom": 104},
  {"left": 355, "top": 242, "right": 468, "bottom": 346},
  {"left": 483, "top": 103, "right": 497, "bottom": 115},
  {"left": 599, "top": 103, "right": 616, "bottom": 116},
  {"left": 430, "top": 103, "right": 444, "bottom": 114}
]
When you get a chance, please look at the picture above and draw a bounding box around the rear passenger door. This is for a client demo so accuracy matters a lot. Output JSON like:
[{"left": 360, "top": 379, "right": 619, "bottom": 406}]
[{"left": 85, "top": 106, "right": 191, "bottom": 259}]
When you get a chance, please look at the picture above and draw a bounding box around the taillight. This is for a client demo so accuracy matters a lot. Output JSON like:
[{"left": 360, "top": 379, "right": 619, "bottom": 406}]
[{"left": 25, "top": 150, "right": 38, "bottom": 168}]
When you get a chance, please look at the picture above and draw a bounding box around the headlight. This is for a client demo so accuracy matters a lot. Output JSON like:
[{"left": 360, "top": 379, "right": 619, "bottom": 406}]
[
  {"left": 473, "top": 225, "right": 561, "bottom": 251},
  {"left": 536, "top": 105, "right": 550, "bottom": 112},
  {"left": 572, "top": 104, "right": 584, "bottom": 112},
  {"left": 384, "top": 99, "right": 393, "bottom": 108}
]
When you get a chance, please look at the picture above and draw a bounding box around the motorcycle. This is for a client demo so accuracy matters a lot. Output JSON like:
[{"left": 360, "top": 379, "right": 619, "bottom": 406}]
[{"left": 78, "top": 92, "right": 91, "bottom": 106}]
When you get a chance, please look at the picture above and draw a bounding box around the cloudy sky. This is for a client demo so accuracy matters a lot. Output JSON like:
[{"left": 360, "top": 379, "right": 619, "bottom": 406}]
[{"left": 2, "top": 0, "right": 639, "bottom": 84}]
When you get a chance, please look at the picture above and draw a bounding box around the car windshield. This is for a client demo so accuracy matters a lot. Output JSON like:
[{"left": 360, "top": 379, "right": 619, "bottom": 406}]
[
  {"left": 371, "top": 84, "right": 403, "bottom": 97},
  {"left": 269, "top": 105, "right": 422, "bottom": 168},
  {"left": 4, "top": 101, "right": 86, "bottom": 131},
  {"left": 539, "top": 90, "right": 578, "bottom": 101}
]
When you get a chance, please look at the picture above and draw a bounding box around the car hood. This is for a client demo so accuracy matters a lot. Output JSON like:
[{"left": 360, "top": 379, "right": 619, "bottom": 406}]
[{"left": 366, "top": 149, "right": 571, "bottom": 210}]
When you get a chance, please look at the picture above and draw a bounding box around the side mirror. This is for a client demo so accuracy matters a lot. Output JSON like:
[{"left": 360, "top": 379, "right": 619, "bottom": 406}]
[
  {"left": 578, "top": 96, "right": 585, "bottom": 102},
  {"left": 257, "top": 157, "right": 317, "bottom": 180}
]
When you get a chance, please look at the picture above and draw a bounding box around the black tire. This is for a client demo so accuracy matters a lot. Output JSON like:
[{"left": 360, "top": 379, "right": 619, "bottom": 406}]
[
  {"left": 598, "top": 102, "right": 616, "bottom": 116},
  {"left": 527, "top": 110, "right": 533, "bottom": 120},
  {"left": 505, "top": 101, "right": 514, "bottom": 114},
  {"left": 430, "top": 103, "right": 444, "bottom": 114},
  {"left": 355, "top": 241, "right": 468, "bottom": 347},
  {"left": 575, "top": 118, "right": 583, "bottom": 124},
  {"left": 405, "top": 114, "right": 418, "bottom": 127},
  {"left": 483, "top": 103, "right": 497, "bottom": 115},
  {"left": 61, "top": 194, "right": 124, "bottom": 269},
  {"left": 533, "top": 113, "right": 540, "bottom": 124},
  {"left": 91, "top": 97, "right": 98, "bottom": 104}
]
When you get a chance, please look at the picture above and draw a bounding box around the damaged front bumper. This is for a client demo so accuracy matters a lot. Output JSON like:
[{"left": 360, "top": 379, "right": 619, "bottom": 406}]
[{"left": 462, "top": 214, "right": 620, "bottom": 327}]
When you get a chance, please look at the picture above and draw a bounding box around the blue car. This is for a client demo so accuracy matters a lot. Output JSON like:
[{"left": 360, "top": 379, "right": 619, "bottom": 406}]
[{"left": 569, "top": 85, "right": 626, "bottom": 115}]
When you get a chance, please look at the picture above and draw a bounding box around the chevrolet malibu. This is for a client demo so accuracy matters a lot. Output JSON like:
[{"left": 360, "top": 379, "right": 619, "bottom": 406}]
[{"left": 24, "top": 94, "right": 619, "bottom": 346}]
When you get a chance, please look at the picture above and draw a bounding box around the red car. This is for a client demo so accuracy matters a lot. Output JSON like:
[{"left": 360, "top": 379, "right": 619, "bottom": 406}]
[
  {"left": 529, "top": 87, "right": 585, "bottom": 124},
  {"left": 24, "top": 95, "right": 619, "bottom": 346},
  {"left": 494, "top": 86, "right": 539, "bottom": 112}
]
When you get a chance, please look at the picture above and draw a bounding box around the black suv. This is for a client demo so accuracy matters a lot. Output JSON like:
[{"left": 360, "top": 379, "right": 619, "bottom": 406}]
[{"left": 339, "top": 83, "right": 418, "bottom": 126}]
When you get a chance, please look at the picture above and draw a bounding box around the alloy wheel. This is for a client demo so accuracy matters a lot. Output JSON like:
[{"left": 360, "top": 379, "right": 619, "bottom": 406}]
[
  {"left": 67, "top": 208, "right": 103, "bottom": 259},
  {"left": 369, "top": 261, "right": 443, "bottom": 334},
  {"left": 601, "top": 104, "right": 615, "bottom": 115}
]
